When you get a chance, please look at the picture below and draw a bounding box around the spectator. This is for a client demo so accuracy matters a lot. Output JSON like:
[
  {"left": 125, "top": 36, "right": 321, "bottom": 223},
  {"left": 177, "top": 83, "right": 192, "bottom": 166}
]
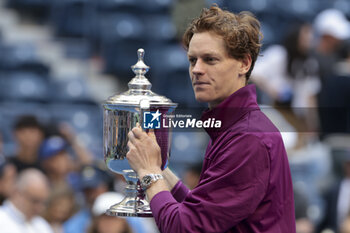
[
  {"left": 0, "top": 168, "right": 53, "bottom": 233},
  {"left": 89, "top": 192, "right": 158, "bottom": 233},
  {"left": 294, "top": 187, "right": 316, "bottom": 233},
  {"left": 9, "top": 115, "right": 45, "bottom": 172},
  {"left": 43, "top": 186, "right": 78, "bottom": 233},
  {"left": 318, "top": 152, "right": 350, "bottom": 233},
  {"left": 312, "top": 9, "right": 350, "bottom": 138},
  {"left": 251, "top": 22, "right": 320, "bottom": 132},
  {"left": 341, "top": 216, "right": 350, "bottom": 233},
  {"left": 317, "top": 40, "right": 350, "bottom": 136},
  {"left": 88, "top": 192, "right": 133, "bottom": 233},
  {"left": 63, "top": 165, "right": 111, "bottom": 233},
  {"left": 0, "top": 158, "right": 17, "bottom": 205},
  {"left": 313, "top": 9, "right": 350, "bottom": 83},
  {"left": 39, "top": 136, "right": 76, "bottom": 190}
]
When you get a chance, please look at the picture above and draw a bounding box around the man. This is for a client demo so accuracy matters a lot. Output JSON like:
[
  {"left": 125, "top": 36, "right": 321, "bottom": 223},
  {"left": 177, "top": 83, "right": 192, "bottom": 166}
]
[
  {"left": 127, "top": 6, "right": 296, "bottom": 233},
  {"left": 9, "top": 115, "right": 45, "bottom": 172},
  {"left": 313, "top": 8, "right": 350, "bottom": 83},
  {"left": 313, "top": 9, "right": 350, "bottom": 138},
  {"left": 39, "top": 136, "right": 75, "bottom": 189},
  {"left": 0, "top": 168, "right": 53, "bottom": 233},
  {"left": 318, "top": 153, "right": 350, "bottom": 233},
  {"left": 63, "top": 164, "right": 111, "bottom": 233}
]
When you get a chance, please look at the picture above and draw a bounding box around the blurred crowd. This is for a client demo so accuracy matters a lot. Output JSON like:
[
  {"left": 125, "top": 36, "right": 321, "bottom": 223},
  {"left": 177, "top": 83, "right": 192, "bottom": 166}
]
[
  {"left": 251, "top": 6, "right": 350, "bottom": 233},
  {"left": 0, "top": 0, "right": 350, "bottom": 233},
  {"left": 0, "top": 115, "right": 160, "bottom": 233}
]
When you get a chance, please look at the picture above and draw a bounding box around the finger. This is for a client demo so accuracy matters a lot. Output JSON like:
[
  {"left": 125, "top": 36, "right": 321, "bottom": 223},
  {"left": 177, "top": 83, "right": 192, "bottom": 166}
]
[
  {"left": 127, "top": 141, "right": 138, "bottom": 156},
  {"left": 131, "top": 127, "right": 144, "bottom": 139},
  {"left": 127, "top": 141, "right": 134, "bottom": 150},
  {"left": 128, "top": 130, "right": 137, "bottom": 143},
  {"left": 147, "top": 129, "right": 157, "bottom": 141},
  {"left": 136, "top": 122, "right": 141, "bottom": 128}
]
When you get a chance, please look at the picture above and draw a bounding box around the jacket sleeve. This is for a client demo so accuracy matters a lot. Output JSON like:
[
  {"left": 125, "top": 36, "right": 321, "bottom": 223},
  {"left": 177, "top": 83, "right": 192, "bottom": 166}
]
[
  {"left": 171, "top": 180, "right": 190, "bottom": 203},
  {"left": 150, "top": 133, "right": 270, "bottom": 233}
]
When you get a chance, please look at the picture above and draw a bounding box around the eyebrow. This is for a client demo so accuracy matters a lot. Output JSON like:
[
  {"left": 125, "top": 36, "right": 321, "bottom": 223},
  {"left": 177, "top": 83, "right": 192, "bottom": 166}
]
[{"left": 187, "top": 52, "right": 221, "bottom": 58}]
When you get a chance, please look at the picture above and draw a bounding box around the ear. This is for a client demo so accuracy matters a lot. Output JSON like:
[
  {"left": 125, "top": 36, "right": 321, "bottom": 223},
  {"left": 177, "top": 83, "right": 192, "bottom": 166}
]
[{"left": 239, "top": 54, "right": 252, "bottom": 76}]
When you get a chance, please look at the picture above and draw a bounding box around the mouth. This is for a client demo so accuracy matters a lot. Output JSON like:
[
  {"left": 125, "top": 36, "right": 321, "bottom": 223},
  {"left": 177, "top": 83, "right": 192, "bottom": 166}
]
[{"left": 193, "top": 81, "right": 210, "bottom": 87}]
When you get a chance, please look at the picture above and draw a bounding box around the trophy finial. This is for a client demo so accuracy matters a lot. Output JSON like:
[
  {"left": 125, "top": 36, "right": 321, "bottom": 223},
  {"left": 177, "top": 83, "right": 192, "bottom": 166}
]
[
  {"left": 137, "top": 48, "right": 145, "bottom": 60},
  {"left": 131, "top": 48, "right": 149, "bottom": 76},
  {"left": 129, "top": 48, "right": 152, "bottom": 90}
]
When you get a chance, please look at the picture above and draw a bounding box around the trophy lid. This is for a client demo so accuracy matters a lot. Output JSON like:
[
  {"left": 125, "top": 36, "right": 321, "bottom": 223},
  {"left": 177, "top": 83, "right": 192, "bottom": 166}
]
[{"left": 105, "top": 48, "right": 177, "bottom": 107}]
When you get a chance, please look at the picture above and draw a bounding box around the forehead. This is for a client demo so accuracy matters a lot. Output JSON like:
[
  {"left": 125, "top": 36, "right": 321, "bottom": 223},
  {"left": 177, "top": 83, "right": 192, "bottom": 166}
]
[
  {"left": 188, "top": 32, "right": 228, "bottom": 56},
  {"left": 24, "top": 183, "right": 49, "bottom": 199}
]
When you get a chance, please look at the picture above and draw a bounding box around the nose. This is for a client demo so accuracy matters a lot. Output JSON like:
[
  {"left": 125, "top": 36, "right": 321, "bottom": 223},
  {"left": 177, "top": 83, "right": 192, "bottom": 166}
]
[{"left": 191, "top": 59, "right": 204, "bottom": 76}]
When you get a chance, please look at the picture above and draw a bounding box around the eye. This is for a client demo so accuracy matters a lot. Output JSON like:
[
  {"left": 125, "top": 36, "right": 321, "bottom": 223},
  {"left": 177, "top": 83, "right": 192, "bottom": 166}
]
[
  {"left": 204, "top": 56, "right": 217, "bottom": 64},
  {"left": 188, "top": 57, "right": 197, "bottom": 66}
]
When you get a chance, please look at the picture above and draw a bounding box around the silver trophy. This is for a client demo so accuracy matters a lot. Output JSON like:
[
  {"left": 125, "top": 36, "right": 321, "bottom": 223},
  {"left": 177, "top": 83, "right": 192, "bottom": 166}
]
[{"left": 103, "top": 48, "right": 177, "bottom": 217}]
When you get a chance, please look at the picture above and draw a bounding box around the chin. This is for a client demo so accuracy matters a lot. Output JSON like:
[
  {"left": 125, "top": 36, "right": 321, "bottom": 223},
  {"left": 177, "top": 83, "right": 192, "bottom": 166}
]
[{"left": 194, "top": 94, "right": 212, "bottom": 103}]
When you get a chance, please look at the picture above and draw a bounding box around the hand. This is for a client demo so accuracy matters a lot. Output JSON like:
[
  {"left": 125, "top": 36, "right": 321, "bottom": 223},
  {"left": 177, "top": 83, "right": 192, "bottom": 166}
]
[
  {"left": 127, "top": 127, "right": 162, "bottom": 178},
  {"left": 58, "top": 122, "right": 76, "bottom": 144}
]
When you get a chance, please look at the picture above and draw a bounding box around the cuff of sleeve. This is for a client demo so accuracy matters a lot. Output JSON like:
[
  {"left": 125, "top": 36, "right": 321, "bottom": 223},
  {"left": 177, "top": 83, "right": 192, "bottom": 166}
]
[
  {"left": 171, "top": 180, "right": 189, "bottom": 203},
  {"left": 150, "top": 191, "right": 177, "bottom": 222}
]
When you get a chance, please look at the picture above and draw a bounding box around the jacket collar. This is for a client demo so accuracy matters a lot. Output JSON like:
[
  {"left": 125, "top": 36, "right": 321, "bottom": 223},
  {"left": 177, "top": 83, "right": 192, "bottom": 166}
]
[{"left": 201, "top": 84, "right": 260, "bottom": 141}]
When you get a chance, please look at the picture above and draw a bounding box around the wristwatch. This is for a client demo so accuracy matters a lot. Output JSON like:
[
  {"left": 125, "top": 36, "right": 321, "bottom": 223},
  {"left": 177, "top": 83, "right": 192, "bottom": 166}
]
[{"left": 140, "top": 174, "right": 164, "bottom": 190}]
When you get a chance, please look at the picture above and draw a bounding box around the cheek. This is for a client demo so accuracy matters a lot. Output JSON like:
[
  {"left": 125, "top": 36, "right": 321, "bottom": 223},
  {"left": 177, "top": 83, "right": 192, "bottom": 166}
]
[{"left": 189, "top": 69, "right": 194, "bottom": 82}]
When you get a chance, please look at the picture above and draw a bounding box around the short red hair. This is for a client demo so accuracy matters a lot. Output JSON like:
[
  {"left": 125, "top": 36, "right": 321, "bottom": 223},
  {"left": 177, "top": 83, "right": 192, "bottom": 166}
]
[{"left": 182, "top": 6, "right": 263, "bottom": 80}]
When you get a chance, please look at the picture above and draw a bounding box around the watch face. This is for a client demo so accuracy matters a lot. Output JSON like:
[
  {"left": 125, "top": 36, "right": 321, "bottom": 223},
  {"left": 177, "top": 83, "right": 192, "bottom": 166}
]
[{"left": 143, "top": 175, "right": 152, "bottom": 186}]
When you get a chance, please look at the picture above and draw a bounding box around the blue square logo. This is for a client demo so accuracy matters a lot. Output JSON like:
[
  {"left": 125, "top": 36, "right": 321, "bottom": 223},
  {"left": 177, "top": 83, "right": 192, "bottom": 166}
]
[{"left": 143, "top": 110, "right": 161, "bottom": 129}]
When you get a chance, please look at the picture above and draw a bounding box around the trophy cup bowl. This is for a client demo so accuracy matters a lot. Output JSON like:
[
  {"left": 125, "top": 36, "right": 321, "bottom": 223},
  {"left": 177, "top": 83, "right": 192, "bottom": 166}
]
[{"left": 103, "top": 49, "right": 177, "bottom": 217}]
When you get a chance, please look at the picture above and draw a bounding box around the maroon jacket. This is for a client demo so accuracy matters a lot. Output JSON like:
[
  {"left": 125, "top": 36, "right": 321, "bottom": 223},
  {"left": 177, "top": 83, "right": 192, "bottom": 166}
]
[{"left": 150, "top": 85, "right": 296, "bottom": 233}]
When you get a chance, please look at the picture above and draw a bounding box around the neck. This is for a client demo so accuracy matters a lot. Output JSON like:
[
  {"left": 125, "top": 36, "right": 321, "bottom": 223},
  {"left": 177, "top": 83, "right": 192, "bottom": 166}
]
[{"left": 209, "top": 83, "right": 246, "bottom": 109}]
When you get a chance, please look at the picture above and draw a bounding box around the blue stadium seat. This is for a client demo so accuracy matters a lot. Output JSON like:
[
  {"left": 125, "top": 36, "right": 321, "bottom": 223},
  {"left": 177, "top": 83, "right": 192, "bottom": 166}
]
[
  {"left": 98, "top": 13, "right": 145, "bottom": 43},
  {"left": 226, "top": 0, "right": 254, "bottom": 12},
  {"left": 0, "top": 44, "right": 50, "bottom": 76},
  {"left": 48, "top": 103, "right": 103, "bottom": 153},
  {"left": 146, "top": 44, "right": 197, "bottom": 106},
  {"left": 0, "top": 72, "right": 50, "bottom": 102},
  {"left": 143, "top": 15, "right": 177, "bottom": 42},
  {"left": 152, "top": 69, "right": 197, "bottom": 107},
  {"left": 6, "top": 0, "right": 51, "bottom": 21},
  {"left": 97, "top": 0, "right": 172, "bottom": 14},
  {"left": 272, "top": 0, "right": 317, "bottom": 18},
  {"left": 138, "top": 0, "right": 173, "bottom": 13},
  {"left": 97, "top": 13, "right": 146, "bottom": 78},
  {"left": 61, "top": 38, "right": 92, "bottom": 59},
  {"left": 97, "top": 0, "right": 139, "bottom": 12},
  {"left": 48, "top": 78, "right": 96, "bottom": 105},
  {"left": 169, "top": 131, "right": 208, "bottom": 175},
  {"left": 50, "top": 0, "right": 95, "bottom": 38},
  {"left": 147, "top": 44, "right": 189, "bottom": 73},
  {"left": 101, "top": 40, "right": 149, "bottom": 83}
]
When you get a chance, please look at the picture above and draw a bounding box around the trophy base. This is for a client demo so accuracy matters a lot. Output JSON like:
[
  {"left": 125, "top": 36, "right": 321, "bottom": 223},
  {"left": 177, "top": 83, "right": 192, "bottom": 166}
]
[{"left": 106, "top": 196, "right": 153, "bottom": 217}]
